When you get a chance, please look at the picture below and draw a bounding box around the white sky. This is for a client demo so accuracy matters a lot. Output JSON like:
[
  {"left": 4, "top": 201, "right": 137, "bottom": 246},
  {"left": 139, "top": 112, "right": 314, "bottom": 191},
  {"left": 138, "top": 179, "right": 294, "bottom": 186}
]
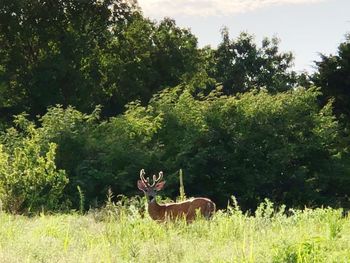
[
  {"left": 139, "top": 0, "right": 325, "bottom": 17},
  {"left": 138, "top": 0, "right": 350, "bottom": 72}
]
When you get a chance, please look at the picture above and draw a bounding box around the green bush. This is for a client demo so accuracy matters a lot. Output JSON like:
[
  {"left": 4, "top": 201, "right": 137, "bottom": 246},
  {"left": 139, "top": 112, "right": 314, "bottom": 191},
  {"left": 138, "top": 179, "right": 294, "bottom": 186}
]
[
  {"left": 2, "top": 86, "right": 348, "bottom": 212},
  {"left": 37, "top": 104, "right": 163, "bottom": 208},
  {"left": 148, "top": 87, "right": 350, "bottom": 209},
  {"left": 0, "top": 117, "right": 68, "bottom": 213}
]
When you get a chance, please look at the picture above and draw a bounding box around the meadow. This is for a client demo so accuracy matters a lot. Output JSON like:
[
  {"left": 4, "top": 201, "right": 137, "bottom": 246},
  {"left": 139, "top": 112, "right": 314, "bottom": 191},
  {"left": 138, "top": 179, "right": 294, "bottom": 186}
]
[
  {"left": 1, "top": 199, "right": 350, "bottom": 263},
  {"left": 1, "top": 2, "right": 350, "bottom": 263}
]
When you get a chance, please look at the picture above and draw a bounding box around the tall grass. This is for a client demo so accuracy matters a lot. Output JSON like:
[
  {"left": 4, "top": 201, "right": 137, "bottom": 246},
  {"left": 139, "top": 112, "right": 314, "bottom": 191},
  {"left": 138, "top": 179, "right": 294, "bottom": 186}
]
[{"left": 0, "top": 199, "right": 350, "bottom": 262}]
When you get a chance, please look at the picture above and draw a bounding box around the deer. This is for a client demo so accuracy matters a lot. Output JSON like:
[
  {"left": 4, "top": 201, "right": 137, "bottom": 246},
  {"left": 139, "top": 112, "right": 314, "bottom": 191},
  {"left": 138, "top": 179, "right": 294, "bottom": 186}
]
[{"left": 137, "top": 169, "right": 216, "bottom": 222}]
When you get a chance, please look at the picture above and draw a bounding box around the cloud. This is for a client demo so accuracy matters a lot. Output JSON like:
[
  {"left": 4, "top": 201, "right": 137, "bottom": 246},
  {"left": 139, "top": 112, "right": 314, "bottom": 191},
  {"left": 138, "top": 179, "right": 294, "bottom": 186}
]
[{"left": 138, "top": 0, "right": 325, "bottom": 17}]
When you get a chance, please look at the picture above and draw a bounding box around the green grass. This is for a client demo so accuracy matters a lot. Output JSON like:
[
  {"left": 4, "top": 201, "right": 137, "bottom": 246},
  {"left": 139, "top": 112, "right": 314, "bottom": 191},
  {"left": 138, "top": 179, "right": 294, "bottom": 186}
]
[{"left": 0, "top": 200, "right": 350, "bottom": 262}]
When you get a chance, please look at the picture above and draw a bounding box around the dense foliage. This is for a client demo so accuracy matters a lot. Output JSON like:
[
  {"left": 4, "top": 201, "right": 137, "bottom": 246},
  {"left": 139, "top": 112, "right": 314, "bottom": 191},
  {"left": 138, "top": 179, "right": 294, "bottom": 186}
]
[
  {"left": 313, "top": 34, "right": 350, "bottom": 124},
  {"left": 212, "top": 28, "right": 297, "bottom": 94},
  {"left": 0, "top": 0, "right": 201, "bottom": 117},
  {"left": 1, "top": 88, "right": 349, "bottom": 211},
  {"left": 0, "top": 116, "right": 67, "bottom": 213},
  {"left": 0, "top": 0, "right": 349, "bottom": 213}
]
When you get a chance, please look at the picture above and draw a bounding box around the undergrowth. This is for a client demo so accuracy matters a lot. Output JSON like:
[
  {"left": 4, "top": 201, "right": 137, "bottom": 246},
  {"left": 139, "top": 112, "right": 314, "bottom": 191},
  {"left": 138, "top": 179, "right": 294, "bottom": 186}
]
[{"left": 0, "top": 197, "right": 349, "bottom": 262}]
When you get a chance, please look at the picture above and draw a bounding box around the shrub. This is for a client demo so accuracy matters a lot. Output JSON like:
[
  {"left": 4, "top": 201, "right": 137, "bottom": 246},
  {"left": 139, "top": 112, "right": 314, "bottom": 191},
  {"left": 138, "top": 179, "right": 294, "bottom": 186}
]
[
  {"left": 38, "top": 104, "right": 163, "bottom": 208},
  {"left": 2, "top": 86, "right": 348, "bottom": 212},
  {"left": 0, "top": 116, "right": 68, "bottom": 213},
  {"left": 149, "top": 87, "right": 350, "bottom": 209}
]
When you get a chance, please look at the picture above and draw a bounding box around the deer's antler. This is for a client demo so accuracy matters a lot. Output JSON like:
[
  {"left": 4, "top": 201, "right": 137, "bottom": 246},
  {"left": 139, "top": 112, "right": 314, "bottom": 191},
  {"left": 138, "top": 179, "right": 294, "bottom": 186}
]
[
  {"left": 140, "top": 169, "right": 150, "bottom": 187},
  {"left": 140, "top": 169, "right": 163, "bottom": 187},
  {"left": 151, "top": 171, "right": 163, "bottom": 186}
]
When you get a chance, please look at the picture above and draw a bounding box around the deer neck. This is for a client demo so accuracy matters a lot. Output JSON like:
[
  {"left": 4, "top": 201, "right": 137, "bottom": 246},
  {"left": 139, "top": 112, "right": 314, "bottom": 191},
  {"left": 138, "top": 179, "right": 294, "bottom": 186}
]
[{"left": 147, "top": 198, "right": 165, "bottom": 221}]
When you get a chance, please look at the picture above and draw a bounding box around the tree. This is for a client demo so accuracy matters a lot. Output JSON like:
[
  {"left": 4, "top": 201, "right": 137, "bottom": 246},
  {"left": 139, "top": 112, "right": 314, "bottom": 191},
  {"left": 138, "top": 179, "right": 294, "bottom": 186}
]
[
  {"left": 212, "top": 28, "right": 297, "bottom": 95},
  {"left": 102, "top": 17, "right": 202, "bottom": 115},
  {"left": 0, "top": 1, "right": 203, "bottom": 118},
  {"left": 313, "top": 34, "right": 350, "bottom": 123},
  {"left": 0, "top": 0, "right": 138, "bottom": 117}
]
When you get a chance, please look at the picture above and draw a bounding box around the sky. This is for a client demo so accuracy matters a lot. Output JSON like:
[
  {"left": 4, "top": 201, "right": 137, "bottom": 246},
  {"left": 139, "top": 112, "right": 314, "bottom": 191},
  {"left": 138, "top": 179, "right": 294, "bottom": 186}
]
[{"left": 137, "top": 0, "right": 350, "bottom": 73}]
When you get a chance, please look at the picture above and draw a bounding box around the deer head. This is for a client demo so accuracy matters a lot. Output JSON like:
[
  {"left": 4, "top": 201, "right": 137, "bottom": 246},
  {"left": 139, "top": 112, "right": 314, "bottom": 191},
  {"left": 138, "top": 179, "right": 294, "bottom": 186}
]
[{"left": 137, "top": 169, "right": 165, "bottom": 201}]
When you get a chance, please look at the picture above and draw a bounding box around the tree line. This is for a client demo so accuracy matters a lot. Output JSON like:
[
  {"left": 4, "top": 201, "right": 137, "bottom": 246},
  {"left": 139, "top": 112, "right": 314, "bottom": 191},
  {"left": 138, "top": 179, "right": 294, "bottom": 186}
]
[{"left": 0, "top": 0, "right": 349, "bottom": 213}]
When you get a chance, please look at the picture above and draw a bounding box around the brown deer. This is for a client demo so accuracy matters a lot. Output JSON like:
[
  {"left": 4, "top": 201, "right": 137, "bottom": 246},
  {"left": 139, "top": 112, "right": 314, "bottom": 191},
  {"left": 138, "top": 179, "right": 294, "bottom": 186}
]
[{"left": 137, "top": 169, "right": 216, "bottom": 222}]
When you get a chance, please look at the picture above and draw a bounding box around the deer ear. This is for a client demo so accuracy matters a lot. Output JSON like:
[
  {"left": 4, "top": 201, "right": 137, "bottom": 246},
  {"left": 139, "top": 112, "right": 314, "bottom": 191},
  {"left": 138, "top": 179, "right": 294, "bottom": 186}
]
[
  {"left": 155, "top": 181, "right": 165, "bottom": 191},
  {"left": 137, "top": 180, "right": 147, "bottom": 191}
]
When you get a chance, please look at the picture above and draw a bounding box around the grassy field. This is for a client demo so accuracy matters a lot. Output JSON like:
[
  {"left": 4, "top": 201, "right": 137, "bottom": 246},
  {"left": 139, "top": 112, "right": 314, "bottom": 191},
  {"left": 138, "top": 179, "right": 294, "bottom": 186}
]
[{"left": 0, "top": 200, "right": 350, "bottom": 263}]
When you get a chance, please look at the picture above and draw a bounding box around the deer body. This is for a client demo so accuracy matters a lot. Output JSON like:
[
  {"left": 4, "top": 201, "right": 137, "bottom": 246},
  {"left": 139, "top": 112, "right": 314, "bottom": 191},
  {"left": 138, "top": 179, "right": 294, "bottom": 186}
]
[
  {"left": 148, "top": 197, "right": 216, "bottom": 222},
  {"left": 137, "top": 169, "right": 216, "bottom": 222}
]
